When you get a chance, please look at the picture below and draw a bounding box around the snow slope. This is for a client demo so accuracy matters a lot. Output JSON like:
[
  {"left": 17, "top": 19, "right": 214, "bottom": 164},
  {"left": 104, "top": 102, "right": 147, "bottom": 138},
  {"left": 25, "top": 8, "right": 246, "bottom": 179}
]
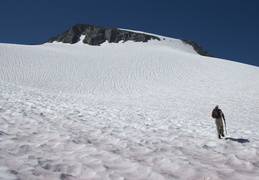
[{"left": 0, "top": 35, "right": 259, "bottom": 180}]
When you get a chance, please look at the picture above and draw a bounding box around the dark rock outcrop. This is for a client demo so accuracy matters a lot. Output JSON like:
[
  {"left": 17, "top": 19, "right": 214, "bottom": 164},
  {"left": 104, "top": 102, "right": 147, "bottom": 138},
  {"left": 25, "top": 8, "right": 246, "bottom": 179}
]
[
  {"left": 44, "top": 24, "right": 160, "bottom": 45},
  {"left": 180, "top": 39, "right": 213, "bottom": 57},
  {"left": 44, "top": 24, "right": 212, "bottom": 57}
]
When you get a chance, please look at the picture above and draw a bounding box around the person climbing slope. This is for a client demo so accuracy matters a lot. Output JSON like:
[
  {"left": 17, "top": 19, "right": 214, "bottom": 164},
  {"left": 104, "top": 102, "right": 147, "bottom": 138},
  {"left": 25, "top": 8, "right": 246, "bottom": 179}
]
[{"left": 212, "top": 105, "right": 226, "bottom": 139}]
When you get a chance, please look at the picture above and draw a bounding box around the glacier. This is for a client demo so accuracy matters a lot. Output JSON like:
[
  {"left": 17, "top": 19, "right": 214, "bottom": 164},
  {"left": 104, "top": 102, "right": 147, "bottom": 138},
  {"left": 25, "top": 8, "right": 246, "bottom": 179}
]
[{"left": 0, "top": 34, "right": 259, "bottom": 180}]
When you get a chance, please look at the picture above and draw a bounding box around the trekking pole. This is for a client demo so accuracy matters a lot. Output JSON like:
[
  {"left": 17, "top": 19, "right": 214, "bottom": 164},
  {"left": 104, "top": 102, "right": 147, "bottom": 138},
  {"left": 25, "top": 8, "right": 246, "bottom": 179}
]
[{"left": 224, "top": 118, "right": 227, "bottom": 135}]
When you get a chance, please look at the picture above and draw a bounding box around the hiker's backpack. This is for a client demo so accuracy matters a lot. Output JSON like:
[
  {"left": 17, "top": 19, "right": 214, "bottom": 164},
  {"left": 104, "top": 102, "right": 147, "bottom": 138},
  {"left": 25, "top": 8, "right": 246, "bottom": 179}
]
[{"left": 212, "top": 108, "right": 221, "bottom": 118}]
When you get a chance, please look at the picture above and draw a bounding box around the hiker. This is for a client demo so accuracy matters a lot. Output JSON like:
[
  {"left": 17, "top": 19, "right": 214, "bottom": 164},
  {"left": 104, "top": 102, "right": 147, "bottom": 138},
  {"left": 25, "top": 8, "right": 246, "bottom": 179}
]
[{"left": 212, "top": 105, "right": 226, "bottom": 139}]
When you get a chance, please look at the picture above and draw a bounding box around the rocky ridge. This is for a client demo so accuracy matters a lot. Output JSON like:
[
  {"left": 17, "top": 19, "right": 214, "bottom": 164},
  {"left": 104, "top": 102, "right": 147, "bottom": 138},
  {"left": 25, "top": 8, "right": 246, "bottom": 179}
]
[
  {"left": 45, "top": 24, "right": 160, "bottom": 45},
  {"left": 45, "top": 24, "right": 212, "bottom": 57},
  {"left": 180, "top": 39, "right": 212, "bottom": 57}
]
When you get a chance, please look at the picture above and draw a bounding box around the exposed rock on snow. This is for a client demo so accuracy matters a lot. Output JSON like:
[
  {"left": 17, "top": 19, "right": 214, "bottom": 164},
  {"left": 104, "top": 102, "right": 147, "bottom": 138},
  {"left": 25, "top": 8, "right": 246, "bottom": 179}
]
[
  {"left": 44, "top": 24, "right": 212, "bottom": 57},
  {"left": 181, "top": 39, "right": 213, "bottom": 57},
  {"left": 44, "top": 24, "right": 161, "bottom": 45}
]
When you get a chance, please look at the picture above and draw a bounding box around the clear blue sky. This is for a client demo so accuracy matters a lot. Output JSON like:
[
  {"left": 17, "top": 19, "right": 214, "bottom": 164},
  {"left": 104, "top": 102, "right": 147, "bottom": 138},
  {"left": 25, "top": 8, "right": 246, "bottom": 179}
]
[{"left": 1, "top": 0, "right": 258, "bottom": 67}]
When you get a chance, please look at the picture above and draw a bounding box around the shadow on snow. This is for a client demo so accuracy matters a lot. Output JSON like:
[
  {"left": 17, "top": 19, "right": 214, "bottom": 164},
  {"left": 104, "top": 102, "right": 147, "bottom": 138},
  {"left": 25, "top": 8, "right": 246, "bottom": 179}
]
[{"left": 225, "top": 137, "right": 250, "bottom": 143}]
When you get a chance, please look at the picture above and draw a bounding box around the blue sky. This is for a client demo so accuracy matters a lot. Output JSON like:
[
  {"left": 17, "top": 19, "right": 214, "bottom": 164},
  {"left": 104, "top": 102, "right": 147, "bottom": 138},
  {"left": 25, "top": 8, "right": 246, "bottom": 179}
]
[{"left": 0, "top": 0, "right": 258, "bottom": 67}]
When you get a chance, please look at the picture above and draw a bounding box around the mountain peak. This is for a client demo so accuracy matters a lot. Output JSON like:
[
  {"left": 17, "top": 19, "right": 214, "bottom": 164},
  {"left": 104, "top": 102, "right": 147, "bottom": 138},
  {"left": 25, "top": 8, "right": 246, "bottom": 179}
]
[
  {"left": 44, "top": 23, "right": 212, "bottom": 57},
  {"left": 44, "top": 24, "right": 160, "bottom": 45}
]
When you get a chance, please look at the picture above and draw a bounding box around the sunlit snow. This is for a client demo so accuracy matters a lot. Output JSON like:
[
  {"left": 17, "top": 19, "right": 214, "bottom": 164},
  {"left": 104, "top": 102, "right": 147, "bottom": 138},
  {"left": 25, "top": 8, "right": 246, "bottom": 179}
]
[{"left": 0, "top": 35, "right": 259, "bottom": 180}]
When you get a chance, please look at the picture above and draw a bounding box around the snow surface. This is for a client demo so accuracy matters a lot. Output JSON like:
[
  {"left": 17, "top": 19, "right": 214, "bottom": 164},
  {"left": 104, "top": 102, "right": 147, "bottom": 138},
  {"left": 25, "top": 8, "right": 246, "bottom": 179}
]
[{"left": 0, "top": 35, "right": 259, "bottom": 180}]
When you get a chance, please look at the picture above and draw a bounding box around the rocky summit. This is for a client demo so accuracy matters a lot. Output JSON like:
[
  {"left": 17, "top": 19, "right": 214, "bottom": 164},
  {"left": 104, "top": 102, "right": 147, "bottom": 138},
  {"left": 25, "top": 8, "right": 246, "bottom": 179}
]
[
  {"left": 44, "top": 24, "right": 160, "bottom": 45},
  {"left": 44, "top": 23, "right": 212, "bottom": 57}
]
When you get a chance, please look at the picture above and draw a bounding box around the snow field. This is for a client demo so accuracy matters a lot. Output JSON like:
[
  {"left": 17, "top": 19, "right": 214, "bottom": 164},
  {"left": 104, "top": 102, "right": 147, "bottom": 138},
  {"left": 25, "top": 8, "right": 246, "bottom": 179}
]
[{"left": 0, "top": 37, "right": 259, "bottom": 179}]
